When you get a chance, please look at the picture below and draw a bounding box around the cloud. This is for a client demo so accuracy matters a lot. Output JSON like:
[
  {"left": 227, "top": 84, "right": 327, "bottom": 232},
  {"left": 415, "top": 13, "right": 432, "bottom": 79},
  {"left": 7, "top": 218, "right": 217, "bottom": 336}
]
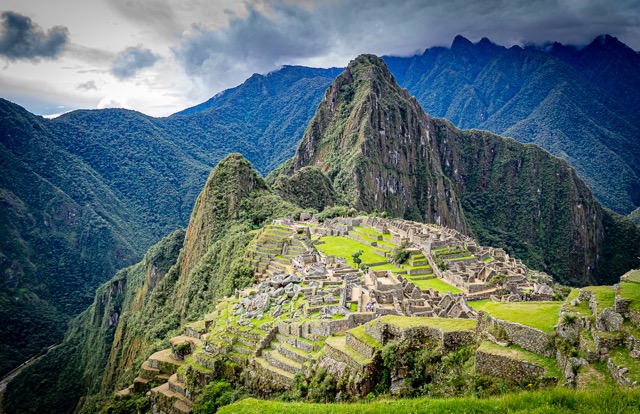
[
  {"left": 172, "top": 0, "right": 640, "bottom": 96},
  {"left": 0, "top": 11, "right": 69, "bottom": 61},
  {"left": 76, "top": 80, "right": 97, "bottom": 91},
  {"left": 110, "top": 45, "right": 160, "bottom": 79}
]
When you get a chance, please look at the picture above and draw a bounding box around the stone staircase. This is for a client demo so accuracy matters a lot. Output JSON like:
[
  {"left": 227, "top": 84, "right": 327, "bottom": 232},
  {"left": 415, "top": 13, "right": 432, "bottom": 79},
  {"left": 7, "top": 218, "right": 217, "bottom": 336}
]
[
  {"left": 245, "top": 225, "right": 311, "bottom": 280},
  {"left": 253, "top": 322, "right": 325, "bottom": 388}
]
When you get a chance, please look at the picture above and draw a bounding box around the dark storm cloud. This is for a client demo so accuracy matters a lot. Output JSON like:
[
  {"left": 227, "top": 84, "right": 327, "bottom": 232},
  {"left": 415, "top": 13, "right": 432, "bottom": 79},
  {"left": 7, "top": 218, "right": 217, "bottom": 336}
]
[
  {"left": 110, "top": 45, "right": 160, "bottom": 80},
  {"left": 172, "top": 0, "right": 640, "bottom": 92},
  {"left": 0, "top": 11, "right": 69, "bottom": 61}
]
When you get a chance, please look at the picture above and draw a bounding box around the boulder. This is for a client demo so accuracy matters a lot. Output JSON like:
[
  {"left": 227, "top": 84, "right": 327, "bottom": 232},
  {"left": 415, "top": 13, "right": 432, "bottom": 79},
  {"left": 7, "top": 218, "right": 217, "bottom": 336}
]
[{"left": 596, "top": 308, "right": 623, "bottom": 332}]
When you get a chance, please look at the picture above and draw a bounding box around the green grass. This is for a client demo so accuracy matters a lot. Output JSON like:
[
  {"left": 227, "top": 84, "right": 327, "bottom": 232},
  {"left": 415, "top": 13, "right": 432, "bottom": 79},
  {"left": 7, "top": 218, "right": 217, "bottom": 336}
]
[
  {"left": 444, "top": 255, "right": 475, "bottom": 261},
  {"left": 405, "top": 277, "right": 462, "bottom": 294},
  {"left": 624, "top": 270, "right": 640, "bottom": 283},
  {"left": 218, "top": 388, "right": 640, "bottom": 414},
  {"left": 354, "top": 226, "right": 383, "bottom": 237},
  {"left": 401, "top": 262, "right": 432, "bottom": 270},
  {"left": 584, "top": 286, "right": 615, "bottom": 313},
  {"left": 369, "top": 263, "right": 405, "bottom": 273},
  {"left": 316, "top": 236, "right": 388, "bottom": 267},
  {"left": 348, "top": 325, "right": 381, "bottom": 348},
  {"left": 619, "top": 281, "right": 640, "bottom": 312},
  {"left": 378, "top": 315, "right": 476, "bottom": 332},
  {"left": 478, "top": 302, "right": 562, "bottom": 333},
  {"left": 478, "top": 341, "right": 561, "bottom": 378},
  {"left": 348, "top": 303, "right": 358, "bottom": 313},
  {"left": 610, "top": 347, "right": 640, "bottom": 383},
  {"left": 325, "top": 335, "right": 371, "bottom": 365},
  {"left": 563, "top": 289, "right": 592, "bottom": 317},
  {"left": 467, "top": 299, "right": 491, "bottom": 310}
]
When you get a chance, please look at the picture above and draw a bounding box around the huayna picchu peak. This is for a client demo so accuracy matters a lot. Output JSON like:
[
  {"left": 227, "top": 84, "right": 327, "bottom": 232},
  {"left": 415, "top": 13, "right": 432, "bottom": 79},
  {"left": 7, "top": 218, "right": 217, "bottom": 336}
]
[
  {"left": 3, "top": 35, "right": 640, "bottom": 414},
  {"left": 290, "top": 54, "right": 469, "bottom": 233}
]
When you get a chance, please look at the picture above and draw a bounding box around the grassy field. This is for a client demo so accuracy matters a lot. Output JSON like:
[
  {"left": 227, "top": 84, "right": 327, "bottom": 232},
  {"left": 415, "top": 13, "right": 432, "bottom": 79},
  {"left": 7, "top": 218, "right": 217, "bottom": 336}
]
[
  {"left": 585, "top": 286, "right": 615, "bottom": 313},
  {"left": 478, "top": 341, "right": 561, "bottom": 378},
  {"left": 218, "top": 387, "right": 640, "bottom": 414},
  {"left": 563, "top": 289, "right": 592, "bottom": 317},
  {"left": 619, "top": 281, "right": 640, "bottom": 312},
  {"left": 472, "top": 301, "right": 562, "bottom": 333},
  {"left": 625, "top": 270, "right": 640, "bottom": 283},
  {"left": 316, "top": 236, "right": 388, "bottom": 267}
]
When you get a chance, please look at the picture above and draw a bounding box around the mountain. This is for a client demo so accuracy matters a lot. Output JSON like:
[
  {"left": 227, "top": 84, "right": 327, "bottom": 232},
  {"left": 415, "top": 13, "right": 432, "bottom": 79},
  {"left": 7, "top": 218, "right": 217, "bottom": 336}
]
[
  {"left": 286, "top": 55, "right": 468, "bottom": 233},
  {"left": 630, "top": 208, "right": 640, "bottom": 226},
  {"left": 6, "top": 52, "right": 640, "bottom": 410},
  {"left": 0, "top": 100, "right": 142, "bottom": 377},
  {"left": 164, "top": 65, "right": 342, "bottom": 174},
  {"left": 383, "top": 35, "right": 640, "bottom": 214},
  {"left": 0, "top": 67, "right": 338, "bottom": 377},
  {"left": 275, "top": 54, "right": 640, "bottom": 286}
]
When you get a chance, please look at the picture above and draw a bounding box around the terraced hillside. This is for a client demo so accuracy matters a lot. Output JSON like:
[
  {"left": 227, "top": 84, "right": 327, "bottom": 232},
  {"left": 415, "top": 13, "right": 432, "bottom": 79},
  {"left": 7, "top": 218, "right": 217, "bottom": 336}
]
[{"left": 111, "top": 210, "right": 640, "bottom": 413}]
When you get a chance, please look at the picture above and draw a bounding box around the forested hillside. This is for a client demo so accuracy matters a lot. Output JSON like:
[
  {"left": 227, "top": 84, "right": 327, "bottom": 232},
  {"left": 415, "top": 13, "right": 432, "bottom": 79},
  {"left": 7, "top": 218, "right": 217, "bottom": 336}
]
[{"left": 0, "top": 67, "right": 338, "bottom": 377}]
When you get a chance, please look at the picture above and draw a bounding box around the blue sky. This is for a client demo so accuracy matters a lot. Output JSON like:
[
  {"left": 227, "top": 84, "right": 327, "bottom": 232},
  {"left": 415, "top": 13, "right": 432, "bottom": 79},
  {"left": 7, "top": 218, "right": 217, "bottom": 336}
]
[{"left": 1, "top": 0, "right": 639, "bottom": 117}]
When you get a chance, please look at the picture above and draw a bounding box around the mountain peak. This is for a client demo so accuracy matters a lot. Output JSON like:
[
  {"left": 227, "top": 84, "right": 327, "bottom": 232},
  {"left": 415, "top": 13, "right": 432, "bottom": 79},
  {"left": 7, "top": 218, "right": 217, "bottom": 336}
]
[
  {"left": 180, "top": 153, "right": 267, "bottom": 277},
  {"left": 291, "top": 54, "right": 469, "bottom": 232},
  {"left": 451, "top": 34, "right": 474, "bottom": 50}
]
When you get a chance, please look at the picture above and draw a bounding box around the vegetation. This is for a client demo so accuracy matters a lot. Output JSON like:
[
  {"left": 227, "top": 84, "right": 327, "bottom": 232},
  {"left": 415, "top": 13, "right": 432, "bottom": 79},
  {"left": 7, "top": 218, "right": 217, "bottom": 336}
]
[
  {"left": 315, "top": 236, "right": 387, "bottom": 268},
  {"left": 404, "top": 277, "right": 462, "bottom": 294},
  {"left": 474, "top": 302, "right": 562, "bottom": 333},
  {"left": 219, "top": 387, "right": 640, "bottom": 414},
  {"left": 4, "top": 154, "right": 299, "bottom": 414}
]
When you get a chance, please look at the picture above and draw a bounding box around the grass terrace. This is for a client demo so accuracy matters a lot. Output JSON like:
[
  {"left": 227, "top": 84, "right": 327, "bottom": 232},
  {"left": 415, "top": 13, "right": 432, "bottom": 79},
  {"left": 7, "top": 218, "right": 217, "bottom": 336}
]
[
  {"left": 584, "top": 286, "right": 615, "bottom": 313},
  {"left": 315, "top": 236, "right": 389, "bottom": 268},
  {"left": 473, "top": 301, "right": 562, "bottom": 333},
  {"left": 564, "top": 289, "right": 592, "bottom": 317},
  {"left": 624, "top": 270, "right": 640, "bottom": 283},
  {"left": 348, "top": 325, "right": 381, "bottom": 349},
  {"left": 478, "top": 341, "right": 561, "bottom": 378},
  {"left": 405, "top": 277, "right": 462, "bottom": 294},
  {"left": 610, "top": 347, "right": 640, "bottom": 384},
  {"left": 619, "top": 281, "right": 640, "bottom": 312}
]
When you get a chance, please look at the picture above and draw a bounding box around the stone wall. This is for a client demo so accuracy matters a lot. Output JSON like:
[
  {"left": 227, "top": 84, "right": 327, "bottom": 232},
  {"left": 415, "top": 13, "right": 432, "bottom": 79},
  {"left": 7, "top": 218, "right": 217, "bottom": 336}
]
[
  {"left": 475, "top": 350, "right": 553, "bottom": 385},
  {"left": 494, "top": 319, "right": 554, "bottom": 357},
  {"left": 607, "top": 357, "right": 637, "bottom": 387}
]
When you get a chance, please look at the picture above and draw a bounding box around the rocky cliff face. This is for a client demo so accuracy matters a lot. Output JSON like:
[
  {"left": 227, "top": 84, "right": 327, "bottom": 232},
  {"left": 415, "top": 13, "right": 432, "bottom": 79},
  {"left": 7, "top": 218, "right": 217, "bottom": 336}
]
[
  {"left": 293, "top": 55, "right": 468, "bottom": 233},
  {"left": 430, "top": 120, "right": 605, "bottom": 285}
]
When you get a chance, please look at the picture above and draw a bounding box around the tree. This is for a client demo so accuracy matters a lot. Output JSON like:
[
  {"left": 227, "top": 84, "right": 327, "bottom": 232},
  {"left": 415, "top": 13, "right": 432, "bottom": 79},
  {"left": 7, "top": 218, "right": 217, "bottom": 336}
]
[{"left": 352, "top": 250, "right": 364, "bottom": 266}]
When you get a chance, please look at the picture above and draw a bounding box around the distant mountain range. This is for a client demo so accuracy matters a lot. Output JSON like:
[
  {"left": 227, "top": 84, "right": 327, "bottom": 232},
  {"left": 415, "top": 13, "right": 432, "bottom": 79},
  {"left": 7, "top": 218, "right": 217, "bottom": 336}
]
[
  {"left": 384, "top": 34, "right": 640, "bottom": 214},
  {"left": 1, "top": 34, "right": 639, "bottom": 387}
]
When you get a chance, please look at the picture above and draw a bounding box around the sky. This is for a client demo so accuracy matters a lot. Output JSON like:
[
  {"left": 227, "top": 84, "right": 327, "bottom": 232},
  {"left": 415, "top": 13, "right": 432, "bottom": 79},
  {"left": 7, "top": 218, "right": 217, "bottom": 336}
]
[{"left": 1, "top": 0, "right": 639, "bottom": 118}]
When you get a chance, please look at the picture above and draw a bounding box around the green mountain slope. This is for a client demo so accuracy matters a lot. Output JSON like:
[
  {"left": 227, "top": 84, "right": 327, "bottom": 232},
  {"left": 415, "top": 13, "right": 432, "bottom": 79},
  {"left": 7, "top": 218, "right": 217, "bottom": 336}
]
[
  {"left": 384, "top": 35, "right": 640, "bottom": 214},
  {"left": 0, "top": 99, "right": 141, "bottom": 376},
  {"left": 3, "top": 154, "right": 300, "bottom": 414},
  {"left": 289, "top": 55, "right": 468, "bottom": 232}
]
